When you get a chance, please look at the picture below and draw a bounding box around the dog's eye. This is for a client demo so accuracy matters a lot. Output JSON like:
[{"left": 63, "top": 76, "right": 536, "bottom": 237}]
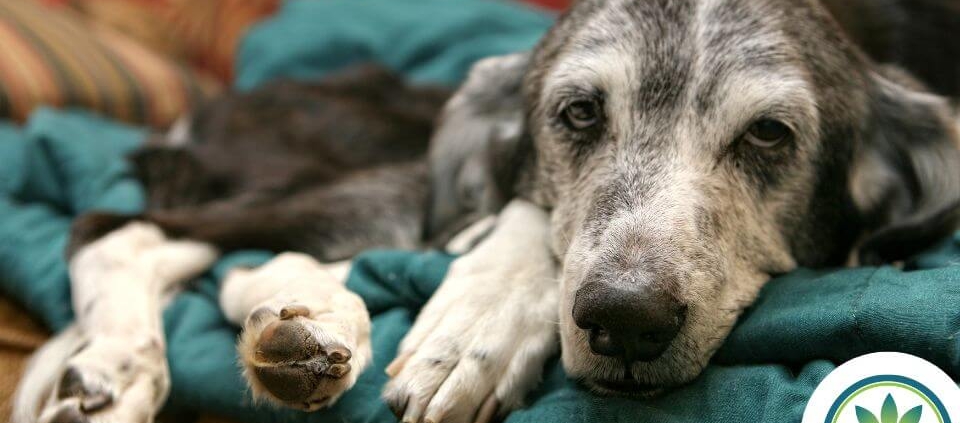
[
  {"left": 562, "top": 100, "right": 601, "bottom": 130},
  {"left": 744, "top": 119, "right": 791, "bottom": 147}
]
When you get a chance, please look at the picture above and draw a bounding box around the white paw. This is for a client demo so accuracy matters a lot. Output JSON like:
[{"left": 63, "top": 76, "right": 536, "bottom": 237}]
[
  {"left": 38, "top": 336, "right": 168, "bottom": 423},
  {"left": 35, "top": 221, "right": 217, "bottom": 423},
  {"left": 382, "top": 256, "right": 559, "bottom": 423},
  {"left": 230, "top": 254, "right": 372, "bottom": 411}
]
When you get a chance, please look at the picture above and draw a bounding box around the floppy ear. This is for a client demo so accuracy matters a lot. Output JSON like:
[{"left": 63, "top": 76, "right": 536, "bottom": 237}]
[
  {"left": 852, "top": 69, "right": 960, "bottom": 265},
  {"left": 425, "top": 52, "right": 533, "bottom": 243}
]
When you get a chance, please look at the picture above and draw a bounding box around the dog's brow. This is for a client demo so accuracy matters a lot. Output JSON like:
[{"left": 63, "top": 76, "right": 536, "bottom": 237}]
[{"left": 693, "top": 0, "right": 803, "bottom": 113}]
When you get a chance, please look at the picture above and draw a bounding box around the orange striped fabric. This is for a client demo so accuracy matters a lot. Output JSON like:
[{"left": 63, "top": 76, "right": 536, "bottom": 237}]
[
  {"left": 72, "top": 0, "right": 280, "bottom": 83},
  {"left": 0, "top": 0, "right": 220, "bottom": 127}
]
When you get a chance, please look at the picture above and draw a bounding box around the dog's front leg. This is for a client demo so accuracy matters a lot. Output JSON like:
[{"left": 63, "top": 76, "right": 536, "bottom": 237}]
[
  {"left": 384, "top": 199, "right": 558, "bottom": 423},
  {"left": 221, "top": 254, "right": 371, "bottom": 412},
  {"left": 34, "top": 221, "right": 217, "bottom": 423}
]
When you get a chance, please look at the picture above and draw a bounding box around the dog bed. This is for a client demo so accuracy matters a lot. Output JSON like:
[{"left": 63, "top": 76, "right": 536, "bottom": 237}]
[{"left": 1, "top": 0, "right": 958, "bottom": 421}]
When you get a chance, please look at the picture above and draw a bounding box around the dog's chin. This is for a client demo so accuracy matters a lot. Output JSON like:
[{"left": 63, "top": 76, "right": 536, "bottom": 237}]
[
  {"left": 572, "top": 360, "right": 696, "bottom": 398},
  {"left": 560, "top": 324, "right": 711, "bottom": 398},
  {"left": 583, "top": 377, "right": 666, "bottom": 398}
]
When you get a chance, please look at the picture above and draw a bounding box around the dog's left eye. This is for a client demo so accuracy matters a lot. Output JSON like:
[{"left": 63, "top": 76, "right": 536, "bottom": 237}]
[
  {"left": 562, "top": 100, "right": 601, "bottom": 130},
  {"left": 744, "top": 119, "right": 791, "bottom": 148}
]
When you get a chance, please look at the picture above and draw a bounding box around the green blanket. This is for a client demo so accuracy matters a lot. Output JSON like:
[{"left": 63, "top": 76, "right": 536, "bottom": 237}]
[{"left": 0, "top": 1, "right": 957, "bottom": 422}]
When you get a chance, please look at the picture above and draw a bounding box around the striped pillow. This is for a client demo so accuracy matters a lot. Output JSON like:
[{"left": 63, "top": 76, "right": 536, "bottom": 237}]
[
  {"left": 64, "top": 0, "right": 281, "bottom": 83},
  {"left": 0, "top": 0, "right": 221, "bottom": 127}
]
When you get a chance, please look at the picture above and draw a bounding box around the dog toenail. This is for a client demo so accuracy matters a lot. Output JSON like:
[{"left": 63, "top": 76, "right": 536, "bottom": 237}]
[
  {"left": 327, "top": 363, "right": 351, "bottom": 378},
  {"left": 279, "top": 305, "right": 310, "bottom": 320},
  {"left": 387, "top": 397, "right": 407, "bottom": 419},
  {"left": 248, "top": 307, "right": 275, "bottom": 325},
  {"left": 385, "top": 351, "right": 412, "bottom": 377},
  {"left": 327, "top": 347, "right": 351, "bottom": 363},
  {"left": 474, "top": 395, "right": 500, "bottom": 423}
]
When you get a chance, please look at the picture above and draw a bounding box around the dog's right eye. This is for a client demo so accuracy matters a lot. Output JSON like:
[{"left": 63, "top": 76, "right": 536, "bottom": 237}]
[
  {"left": 744, "top": 119, "right": 792, "bottom": 148},
  {"left": 562, "top": 100, "right": 601, "bottom": 130}
]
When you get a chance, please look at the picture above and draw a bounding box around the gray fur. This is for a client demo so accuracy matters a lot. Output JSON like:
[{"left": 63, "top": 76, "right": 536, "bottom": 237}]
[{"left": 433, "top": 0, "right": 960, "bottom": 394}]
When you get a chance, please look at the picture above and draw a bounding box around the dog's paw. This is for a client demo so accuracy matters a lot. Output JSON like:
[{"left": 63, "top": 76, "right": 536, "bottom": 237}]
[
  {"left": 231, "top": 254, "right": 371, "bottom": 412},
  {"left": 238, "top": 306, "right": 360, "bottom": 411},
  {"left": 36, "top": 220, "right": 217, "bottom": 423},
  {"left": 382, "top": 258, "right": 559, "bottom": 423},
  {"left": 38, "top": 336, "right": 168, "bottom": 423}
]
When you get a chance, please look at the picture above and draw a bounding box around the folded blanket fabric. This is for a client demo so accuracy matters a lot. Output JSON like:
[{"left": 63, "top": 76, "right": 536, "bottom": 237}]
[
  {"left": 236, "top": 0, "right": 554, "bottom": 89},
  {"left": 0, "top": 0, "right": 957, "bottom": 422}
]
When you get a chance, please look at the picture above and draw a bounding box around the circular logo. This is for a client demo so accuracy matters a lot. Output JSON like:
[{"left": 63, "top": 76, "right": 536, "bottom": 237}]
[{"left": 803, "top": 353, "right": 960, "bottom": 423}]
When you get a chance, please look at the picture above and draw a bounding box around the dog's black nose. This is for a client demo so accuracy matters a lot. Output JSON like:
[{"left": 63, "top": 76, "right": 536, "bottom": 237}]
[{"left": 572, "top": 282, "right": 686, "bottom": 363}]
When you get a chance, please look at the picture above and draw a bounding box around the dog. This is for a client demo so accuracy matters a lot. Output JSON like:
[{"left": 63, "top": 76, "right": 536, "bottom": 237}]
[
  {"left": 13, "top": 66, "right": 473, "bottom": 422},
  {"left": 383, "top": 0, "right": 960, "bottom": 422},
  {"left": 15, "top": 0, "right": 960, "bottom": 422}
]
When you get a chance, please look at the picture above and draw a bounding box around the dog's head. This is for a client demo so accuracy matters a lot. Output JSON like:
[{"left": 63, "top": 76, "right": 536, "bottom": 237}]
[{"left": 430, "top": 0, "right": 960, "bottom": 395}]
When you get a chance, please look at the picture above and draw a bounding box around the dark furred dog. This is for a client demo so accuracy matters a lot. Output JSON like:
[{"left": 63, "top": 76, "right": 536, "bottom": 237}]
[{"left": 78, "top": 66, "right": 451, "bottom": 260}]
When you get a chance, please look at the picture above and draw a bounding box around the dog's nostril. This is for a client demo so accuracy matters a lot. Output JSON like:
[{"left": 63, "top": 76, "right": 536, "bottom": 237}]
[
  {"left": 573, "top": 281, "right": 686, "bottom": 363},
  {"left": 587, "top": 326, "right": 624, "bottom": 357}
]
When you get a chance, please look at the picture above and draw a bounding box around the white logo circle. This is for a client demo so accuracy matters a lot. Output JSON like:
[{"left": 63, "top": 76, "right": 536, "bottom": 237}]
[{"left": 803, "top": 352, "right": 960, "bottom": 423}]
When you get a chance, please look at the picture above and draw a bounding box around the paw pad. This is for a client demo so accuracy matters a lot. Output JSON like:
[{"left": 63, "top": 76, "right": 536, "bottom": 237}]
[
  {"left": 256, "top": 320, "right": 321, "bottom": 362},
  {"left": 242, "top": 315, "right": 360, "bottom": 410}
]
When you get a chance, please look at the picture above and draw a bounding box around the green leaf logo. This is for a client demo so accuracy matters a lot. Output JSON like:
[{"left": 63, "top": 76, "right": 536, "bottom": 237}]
[
  {"left": 900, "top": 406, "right": 923, "bottom": 423},
  {"left": 857, "top": 406, "right": 879, "bottom": 423},
  {"left": 882, "top": 394, "right": 898, "bottom": 423},
  {"left": 855, "top": 394, "right": 922, "bottom": 423}
]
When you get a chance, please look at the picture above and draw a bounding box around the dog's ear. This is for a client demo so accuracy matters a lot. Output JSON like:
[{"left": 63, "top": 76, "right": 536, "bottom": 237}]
[
  {"left": 425, "top": 52, "right": 532, "bottom": 242},
  {"left": 852, "top": 68, "right": 960, "bottom": 265}
]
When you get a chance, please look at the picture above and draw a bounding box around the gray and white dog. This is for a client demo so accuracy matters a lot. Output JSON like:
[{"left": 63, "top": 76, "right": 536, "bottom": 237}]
[
  {"left": 386, "top": 0, "right": 960, "bottom": 421},
  {"left": 15, "top": 0, "right": 960, "bottom": 422}
]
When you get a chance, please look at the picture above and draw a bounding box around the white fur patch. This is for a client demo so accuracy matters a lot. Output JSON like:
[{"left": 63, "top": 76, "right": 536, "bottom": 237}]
[
  {"left": 383, "top": 199, "right": 559, "bottom": 423},
  {"left": 20, "top": 222, "right": 217, "bottom": 423}
]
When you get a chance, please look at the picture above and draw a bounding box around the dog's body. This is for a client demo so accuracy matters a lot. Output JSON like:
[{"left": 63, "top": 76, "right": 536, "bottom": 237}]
[
  {"left": 121, "top": 66, "right": 450, "bottom": 260},
  {"left": 16, "top": 0, "right": 960, "bottom": 422}
]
